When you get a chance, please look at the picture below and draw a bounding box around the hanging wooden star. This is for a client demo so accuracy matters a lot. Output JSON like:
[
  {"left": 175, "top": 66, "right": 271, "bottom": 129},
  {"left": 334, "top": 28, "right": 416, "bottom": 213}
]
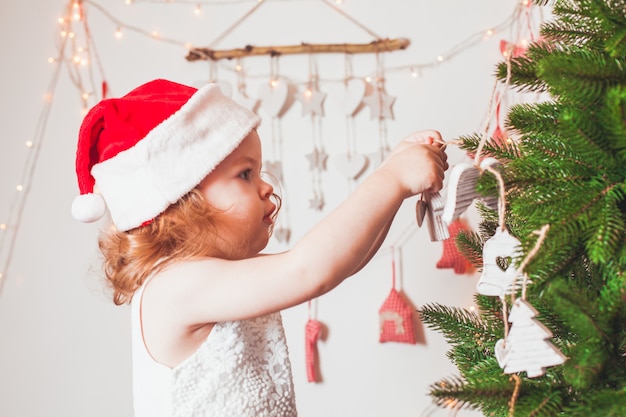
[
  {"left": 309, "top": 193, "right": 325, "bottom": 211},
  {"left": 305, "top": 147, "right": 328, "bottom": 171},
  {"left": 263, "top": 160, "right": 284, "bottom": 185},
  {"left": 363, "top": 88, "right": 395, "bottom": 120},
  {"left": 297, "top": 86, "right": 326, "bottom": 117}
]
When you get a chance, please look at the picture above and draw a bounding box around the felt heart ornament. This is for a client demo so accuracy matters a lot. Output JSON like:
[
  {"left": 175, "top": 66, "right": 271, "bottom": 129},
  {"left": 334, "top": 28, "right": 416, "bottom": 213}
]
[
  {"left": 415, "top": 199, "right": 427, "bottom": 227},
  {"left": 496, "top": 256, "right": 512, "bottom": 272},
  {"left": 494, "top": 338, "right": 510, "bottom": 368},
  {"left": 334, "top": 153, "right": 368, "bottom": 180},
  {"left": 273, "top": 227, "right": 291, "bottom": 243},
  {"left": 336, "top": 78, "right": 367, "bottom": 116},
  {"left": 258, "top": 79, "right": 290, "bottom": 118},
  {"left": 214, "top": 80, "right": 233, "bottom": 97}
]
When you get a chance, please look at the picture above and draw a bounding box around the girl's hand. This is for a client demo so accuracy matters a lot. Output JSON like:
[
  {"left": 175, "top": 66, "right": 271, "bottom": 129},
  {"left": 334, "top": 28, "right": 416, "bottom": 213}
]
[{"left": 377, "top": 129, "right": 448, "bottom": 197}]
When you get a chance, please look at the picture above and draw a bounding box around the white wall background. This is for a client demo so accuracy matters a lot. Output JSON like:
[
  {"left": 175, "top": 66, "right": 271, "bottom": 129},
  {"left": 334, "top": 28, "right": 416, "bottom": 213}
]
[{"left": 0, "top": 1, "right": 539, "bottom": 416}]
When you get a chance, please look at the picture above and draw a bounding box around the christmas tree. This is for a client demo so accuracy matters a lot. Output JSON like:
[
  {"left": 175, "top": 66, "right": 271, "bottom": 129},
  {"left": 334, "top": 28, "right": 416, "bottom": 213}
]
[{"left": 420, "top": 1, "right": 625, "bottom": 416}]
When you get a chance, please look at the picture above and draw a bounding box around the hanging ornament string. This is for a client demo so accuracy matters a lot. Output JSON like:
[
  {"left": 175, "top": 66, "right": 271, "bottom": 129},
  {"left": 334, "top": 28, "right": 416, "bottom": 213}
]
[
  {"left": 302, "top": 53, "right": 328, "bottom": 211},
  {"left": 204, "top": 0, "right": 266, "bottom": 49},
  {"left": 319, "top": 0, "right": 381, "bottom": 39},
  {"left": 335, "top": 54, "right": 368, "bottom": 190},
  {"left": 514, "top": 224, "right": 550, "bottom": 301}
]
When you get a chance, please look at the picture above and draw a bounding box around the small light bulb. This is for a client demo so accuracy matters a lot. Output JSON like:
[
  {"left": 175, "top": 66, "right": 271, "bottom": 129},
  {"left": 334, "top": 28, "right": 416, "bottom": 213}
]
[
  {"left": 115, "top": 27, "right": 123, "bottom": 39},
  {"left": 125, "top": 0, "right": 133, "bottom": 4},
  {"left": 410, "top": 68, "right": 419, "bottom": 78},
  {"left": 235, "top": 64, "right": 242, "bottom": 72},
  {"left": 60, "top": 31, "right": 68, "bottom": 37},
  {"left": 82, "top": 92, "right": 89, "bottom": 100},
  {"left": 270, "top": 79, "right": 278, "bottom": 87},
  {"left": 16, "top": 185, "right": 23, "bottom": 192},
  {"left": 58, "top": 17, "right": 65, "bottom": 24},
  {"left": 68, "top": 31, "right": 76, "bottom": 39},
  {"left": 364, "top": 76, "right": 372, "bottom": 83},
  {"left": 0, "top": 223, "right": 7, "bottom": 230},
  {"left": 48, "top": 57, "right": 56, "bottom": 64},
  {"left": 437, "top": 55, "right": 444, "bottom": 62},
  {"left": 73, "top": 55, "right": 81, "bottom": 64},
  {"left": 151, "top": 30, "right": 160, "bottom": 39},
  {"left": 25, "top": 141, "right": 33, "bottom": 148},
  {"left": 194, "top": 4, "right": 202, "bottom": 15},
  {"left": 304, "top": 88, "right": 312, "bottom": 97},
  {"left": 486, "top": 29, "right": 494, "bottom": 37}
]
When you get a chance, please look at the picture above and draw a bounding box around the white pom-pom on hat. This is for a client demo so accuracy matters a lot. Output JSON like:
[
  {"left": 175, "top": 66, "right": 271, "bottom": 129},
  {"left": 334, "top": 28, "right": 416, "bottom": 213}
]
[{"left": 71, "top": 193, "right": 106, "bottom": 223}]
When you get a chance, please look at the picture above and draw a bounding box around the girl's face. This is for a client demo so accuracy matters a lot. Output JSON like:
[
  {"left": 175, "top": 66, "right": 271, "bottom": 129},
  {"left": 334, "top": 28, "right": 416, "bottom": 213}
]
[{"left": 197, "top": 131, "right": 276, "bottom": 258}]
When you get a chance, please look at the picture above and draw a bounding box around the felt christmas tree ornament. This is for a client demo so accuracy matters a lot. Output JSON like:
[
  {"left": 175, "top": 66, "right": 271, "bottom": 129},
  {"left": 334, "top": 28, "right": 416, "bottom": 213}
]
[{"left": 71, "top": 79, "right": 261, "bottom": 231}]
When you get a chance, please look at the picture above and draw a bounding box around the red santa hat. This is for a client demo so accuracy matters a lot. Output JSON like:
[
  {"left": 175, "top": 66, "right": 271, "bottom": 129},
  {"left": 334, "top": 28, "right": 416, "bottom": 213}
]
[{"left": 71, "top": 79, "right": 261, "bottom": 231}]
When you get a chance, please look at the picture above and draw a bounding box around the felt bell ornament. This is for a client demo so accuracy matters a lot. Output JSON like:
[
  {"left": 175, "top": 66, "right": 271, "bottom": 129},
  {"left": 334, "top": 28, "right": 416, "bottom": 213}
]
[{"left": 476, "top": 228, "right": 522, "bottom": 297}]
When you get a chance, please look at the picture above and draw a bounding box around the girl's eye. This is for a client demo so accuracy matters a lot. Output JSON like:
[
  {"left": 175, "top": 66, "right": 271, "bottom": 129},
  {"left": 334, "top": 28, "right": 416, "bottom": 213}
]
[{"left": 239, "top": 169, "right": 252, "bottom": 180}]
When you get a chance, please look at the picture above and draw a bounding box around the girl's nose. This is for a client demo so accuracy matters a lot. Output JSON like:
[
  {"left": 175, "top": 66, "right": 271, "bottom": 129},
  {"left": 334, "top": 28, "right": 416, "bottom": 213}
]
[{"left": 260, "top": 179, "right": 274, "bottom": 199}]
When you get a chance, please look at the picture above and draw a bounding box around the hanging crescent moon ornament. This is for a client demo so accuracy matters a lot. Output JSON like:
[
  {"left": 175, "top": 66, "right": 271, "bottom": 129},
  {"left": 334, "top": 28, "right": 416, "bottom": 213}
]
[{"left": 336, "top": 78, "right": 366, "bottom": 116}]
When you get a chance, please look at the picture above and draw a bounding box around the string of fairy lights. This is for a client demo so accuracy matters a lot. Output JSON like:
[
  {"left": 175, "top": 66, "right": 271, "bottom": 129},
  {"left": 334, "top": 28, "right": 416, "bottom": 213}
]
[{"left": 0, "top": 0, "right": 543, "bottom": 292}]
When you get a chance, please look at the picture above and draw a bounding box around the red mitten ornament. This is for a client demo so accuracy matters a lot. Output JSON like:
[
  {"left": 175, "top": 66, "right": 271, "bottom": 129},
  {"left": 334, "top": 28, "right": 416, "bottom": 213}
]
[
  {"left": 379, "top": 251, "right": 416, "bottom": 344},
  {"left": 305, "top": 319, "right": 323, "bottom": 382},
  {"left": 436, "top": 219, "right": 472, "bottom": 274}
]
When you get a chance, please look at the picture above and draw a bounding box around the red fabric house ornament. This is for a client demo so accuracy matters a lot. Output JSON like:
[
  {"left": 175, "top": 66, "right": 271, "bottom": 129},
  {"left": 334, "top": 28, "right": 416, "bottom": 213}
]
[{"left": 378, "top": 249, "right": 416, "bottom": 344}]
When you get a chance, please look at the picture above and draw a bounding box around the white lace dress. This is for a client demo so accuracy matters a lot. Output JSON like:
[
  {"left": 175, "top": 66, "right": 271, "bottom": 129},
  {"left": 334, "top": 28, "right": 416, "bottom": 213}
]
[{"left": 131, "top": 282, "right": 297, "bottom": 417}]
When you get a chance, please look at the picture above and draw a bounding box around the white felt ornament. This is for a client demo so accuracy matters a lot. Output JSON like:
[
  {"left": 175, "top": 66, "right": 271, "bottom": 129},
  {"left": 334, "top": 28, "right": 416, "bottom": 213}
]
[
  {"left": 334, "top": 78, "right": 366, "bottom": 117},
  {"left": 363, "top": 88, "right": 395, "bottom": 120},
  {"left": 297, "top": 86, "right": 326, "bottom": 117},
  {"left": 334, "top": 153, "right": 368, "bottom": 180},
  {"left": 476, "top": 228, "right": 522, "bottom": 297},
  {"left": 498, "top": 299, "right": 567, "bottom": 378},
  {"left": 442, "top": 157, "right": 499, "bottom": 224},
  {"left": 232, "top": 90, "right": 259, "bottom": 112},
  {"left": 258, "top": 78, "right": 291, "bottom": 118}
]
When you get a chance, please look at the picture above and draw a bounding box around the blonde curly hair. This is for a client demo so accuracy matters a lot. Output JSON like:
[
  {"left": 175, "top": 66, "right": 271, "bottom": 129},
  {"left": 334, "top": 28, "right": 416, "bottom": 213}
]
[{"left": 98, "top": 189, "right": 280, "bottom": 305}]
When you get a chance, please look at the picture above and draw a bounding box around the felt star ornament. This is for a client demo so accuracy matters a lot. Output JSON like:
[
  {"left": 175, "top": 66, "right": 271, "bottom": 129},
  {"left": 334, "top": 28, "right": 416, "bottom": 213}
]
[
  {"left": 363, "top": 88, "right": 395, "bottom": 120},
  {"left": 297, "top": 86, "right": 326, "bottom": 117},
  {"left": 305, "top": 147, "right": 328, "bottom": 171},
  {"left": 263, "top": 160, "right": 284, "bottom": 185},
  {"left": 308, "top": 193, "right": 325, "bottom": 211}
]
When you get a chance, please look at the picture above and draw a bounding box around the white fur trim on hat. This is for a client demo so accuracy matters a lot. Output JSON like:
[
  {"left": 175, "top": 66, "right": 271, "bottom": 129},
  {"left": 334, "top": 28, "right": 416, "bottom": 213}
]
[{"left": 91, "top": 83, "right": 261, "bottom": 231}]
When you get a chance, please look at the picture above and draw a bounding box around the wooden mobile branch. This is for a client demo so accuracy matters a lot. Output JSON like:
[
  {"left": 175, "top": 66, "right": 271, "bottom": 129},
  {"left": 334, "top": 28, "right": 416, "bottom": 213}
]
[{"left": 185, "top": 37, "right": 411, "bottom": 61}]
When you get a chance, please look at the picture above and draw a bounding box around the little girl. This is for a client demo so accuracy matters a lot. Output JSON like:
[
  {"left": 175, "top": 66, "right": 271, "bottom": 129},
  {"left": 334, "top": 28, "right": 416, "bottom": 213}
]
[{"left": 71, "top": 79, "right": 447, "bottom": 417}]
